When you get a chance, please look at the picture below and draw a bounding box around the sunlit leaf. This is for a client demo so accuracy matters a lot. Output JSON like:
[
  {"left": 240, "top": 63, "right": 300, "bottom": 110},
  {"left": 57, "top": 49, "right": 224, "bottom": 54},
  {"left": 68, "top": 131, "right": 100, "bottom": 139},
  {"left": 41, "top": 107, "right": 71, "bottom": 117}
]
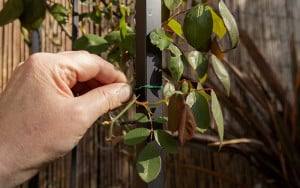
[
  {"left": 187, "top": 51, "right": 208, "bottom": 80},
  {"left": 168, "top": 55, "right": 184, "bottom": 83},
  {"left": 186, "top": 91, "right": 210, "bottom": 133},
  {"left": 211, "top": 90, "right": 224, "bottom": 145},
  {"left": 211, "top": 54, "right": 230, "bottom": 96},
  {"left": 154, "top": 130, "right": 177, "bottom": 153},
  {"left": 167, "top": 19, "right": 183, "bottom": 38},
  {"left": 135, "top": 113, "right": 149, "bottom": 123},
  {"left": 136, "top": 142, "right": 161, "bottom": 183},
  {"left": 168, "top": 93, "right": 185, "bottom": 133},
  {"left": 124, "top": 128, "right": 151, "bottom": 145},
  {"left": 164, "top": 0, "right": 181, "bottom": 11},
  {"left": 0, "top": 0, "right": 23, "bottom": 26},
  {"left": 73, "top": 34, "right": 109, "bottom": 54},
  {"left": 150, "top": 28, "right": 173, "bottom": 51},
  {"left": 219, "top": 0, "right": 239, "bottom": 48},
  {"left": 181, "top": 80, "right": 189, "bottom": 94},
  {"left": 167, "top": 43, "right": 182, "bottom": 56},
  {"left": 178, "top": 104, "right": 196, "bottom": 145},
  {"left": 163, "top": 82, "right": 176, "bottom": 99},
  {"left": 49, "top": 3, "right": 69, "bottom": 24},
  {"left": 119, "top": 5, "right": 130, "bottom": 39},
  {"left": 207, "top": 6, "right": 227, "bottom": 39}
]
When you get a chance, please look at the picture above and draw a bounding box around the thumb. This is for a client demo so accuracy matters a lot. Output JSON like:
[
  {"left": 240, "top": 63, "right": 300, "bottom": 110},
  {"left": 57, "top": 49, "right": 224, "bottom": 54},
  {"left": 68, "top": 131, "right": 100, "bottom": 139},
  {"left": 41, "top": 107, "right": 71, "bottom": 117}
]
[{"left": 74, "top": 83, "right": 132, "bottom": 125}]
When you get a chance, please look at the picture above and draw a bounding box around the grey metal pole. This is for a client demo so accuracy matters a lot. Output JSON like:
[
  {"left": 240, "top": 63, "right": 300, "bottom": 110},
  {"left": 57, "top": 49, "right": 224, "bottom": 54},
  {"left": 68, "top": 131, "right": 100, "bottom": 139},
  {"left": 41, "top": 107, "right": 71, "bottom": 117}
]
[
  {"left": 27, "top": 26, "right": 42, "bottom": 188},
  {"left": 71, "top": 0, "right": 79, "bottom": 188},
  {"left": 136, "top": 0, "right": 164, "bottom": 187}
]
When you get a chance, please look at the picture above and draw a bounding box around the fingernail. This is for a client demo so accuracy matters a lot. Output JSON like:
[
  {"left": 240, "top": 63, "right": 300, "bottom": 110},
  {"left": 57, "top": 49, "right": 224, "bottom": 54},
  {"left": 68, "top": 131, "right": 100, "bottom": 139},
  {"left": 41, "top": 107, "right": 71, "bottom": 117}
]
[{"left": 119, "top": 84, "right": 132, "bottom": 103}]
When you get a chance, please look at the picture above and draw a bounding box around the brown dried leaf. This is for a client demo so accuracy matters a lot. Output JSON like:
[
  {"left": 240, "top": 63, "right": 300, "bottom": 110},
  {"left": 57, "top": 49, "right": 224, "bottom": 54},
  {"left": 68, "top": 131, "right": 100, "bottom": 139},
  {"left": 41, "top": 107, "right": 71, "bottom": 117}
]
[
  {"left": 168, "top": 93, "right": 186, "bottom": 133},
  {"left": 211, "top": 38, "right": 224, "bottom": 60},
  {"left": 178, "top": 104, "right": 197, "bottom": 145}
]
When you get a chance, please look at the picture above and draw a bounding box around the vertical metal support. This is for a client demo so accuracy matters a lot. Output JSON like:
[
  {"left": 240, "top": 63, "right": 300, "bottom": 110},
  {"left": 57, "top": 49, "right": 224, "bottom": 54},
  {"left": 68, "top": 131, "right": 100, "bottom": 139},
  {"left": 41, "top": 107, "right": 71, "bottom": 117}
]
[
  {"left": 136, "top": 1, "right": 164, "bottom": 187},
  {"left": 31, "top": 27, "right": 42, "bottom": 54},
  {"left": 27, "top": 27, "right": 42, "bottom": 188},
  {"left": 71, "top": 0, "right": 79, "bottom": 188}
]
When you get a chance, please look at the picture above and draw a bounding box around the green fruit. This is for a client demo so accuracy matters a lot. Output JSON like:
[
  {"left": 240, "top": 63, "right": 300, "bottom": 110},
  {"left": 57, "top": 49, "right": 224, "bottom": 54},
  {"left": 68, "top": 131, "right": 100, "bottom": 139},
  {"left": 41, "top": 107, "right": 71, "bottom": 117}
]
[
  {"left": 20, "top": 0, "right": 46, "bottom": 30},
  {"left": 183, "top": 5, "right": 213, "bottom": 52},
  {"left": 0, "top": 0, "right": 24, "bottom": 26}
]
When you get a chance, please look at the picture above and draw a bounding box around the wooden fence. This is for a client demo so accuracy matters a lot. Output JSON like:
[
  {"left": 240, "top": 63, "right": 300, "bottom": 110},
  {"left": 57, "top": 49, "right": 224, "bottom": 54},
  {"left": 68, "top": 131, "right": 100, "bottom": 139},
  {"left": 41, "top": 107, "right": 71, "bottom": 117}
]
[{"left": 0, "top": 0, "right": 299, "bottom": 187}]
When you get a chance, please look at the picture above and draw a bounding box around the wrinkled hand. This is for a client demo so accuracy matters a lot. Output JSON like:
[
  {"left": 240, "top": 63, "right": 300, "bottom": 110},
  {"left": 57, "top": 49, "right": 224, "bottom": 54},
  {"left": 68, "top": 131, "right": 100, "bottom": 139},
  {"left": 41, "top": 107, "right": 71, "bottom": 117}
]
[{"left": 0, "top": 51, "right": 131, "bottom": 187}]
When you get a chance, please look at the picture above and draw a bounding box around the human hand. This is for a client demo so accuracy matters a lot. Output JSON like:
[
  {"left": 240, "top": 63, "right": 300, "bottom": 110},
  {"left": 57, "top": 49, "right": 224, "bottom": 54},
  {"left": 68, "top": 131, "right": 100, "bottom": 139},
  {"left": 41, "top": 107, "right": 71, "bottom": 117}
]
[{"left": 0, "top": 51, "right": 132, "bottom": 187}]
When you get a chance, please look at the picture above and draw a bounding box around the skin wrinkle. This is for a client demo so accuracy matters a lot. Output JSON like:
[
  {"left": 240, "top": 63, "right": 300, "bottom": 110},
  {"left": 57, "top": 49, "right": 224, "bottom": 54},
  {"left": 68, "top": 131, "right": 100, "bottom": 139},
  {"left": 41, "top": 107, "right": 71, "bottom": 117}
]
[{"left": 52, "top": 63, "right": 76, "bottom": 98}]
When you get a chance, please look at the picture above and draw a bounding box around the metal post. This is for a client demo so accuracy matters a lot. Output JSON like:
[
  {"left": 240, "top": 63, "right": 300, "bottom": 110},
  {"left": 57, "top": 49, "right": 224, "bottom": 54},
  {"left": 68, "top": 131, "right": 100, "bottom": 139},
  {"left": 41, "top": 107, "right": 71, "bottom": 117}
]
[
  {"left": 27, "top": 26, "right": 42, "bottom": 188},
  {"left": 136, "top": 0, "right": 164, "bottom": 187},
  {"left": 71, "top": 0, "right": 79, "bottom": 188}
]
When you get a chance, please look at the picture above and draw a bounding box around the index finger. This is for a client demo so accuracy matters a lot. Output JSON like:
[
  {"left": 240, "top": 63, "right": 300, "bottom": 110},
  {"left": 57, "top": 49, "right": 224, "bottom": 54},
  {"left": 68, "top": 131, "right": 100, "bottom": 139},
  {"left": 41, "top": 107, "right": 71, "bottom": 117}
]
[{"left": 59, "top": 51, "right": 127, "bottom": 84}]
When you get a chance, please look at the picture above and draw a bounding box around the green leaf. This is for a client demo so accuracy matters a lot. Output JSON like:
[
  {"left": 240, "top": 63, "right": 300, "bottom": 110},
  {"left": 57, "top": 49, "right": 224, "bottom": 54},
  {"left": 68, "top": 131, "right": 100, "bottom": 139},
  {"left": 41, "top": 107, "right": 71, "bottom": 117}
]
[
  {"left": 164, "top": 0, "right": 181, "bottom": 11},
  {"left": 124, "top": 128, "right": 151, "bottom": 145},
  {"left": 183, "top": 5, "right": 213, "bottom": 52},
  {"left": 20, "top": 0, "right": 46, "bottom": 30},
  {"left": 49, "top": 3, "right": 69, "bottom": 24},
  {"left": 187, "top": 51, "right": 208, "bottom": 80},
  {"left": 153, "top": 116, "right": 168, "bottom": 124},
  {"left": 104, "top": 30, "right": 121, "bottom": 44},
  {"left": 167, "top": 19, "right": 183, "bottom": 38},
  {"left": 186, "top": 91, "right": 210, "bottom": 133},
  {"left": 150, "top": 28, "right": 173, "bottom": 51},
  {"left": 121, "top": 32, "right": 136, "bottom": 55},
  {"left": 119, "top": 4, "right": 130, "bottom": 39},
  {"left": 167, "top": 43, "right": 182, "bottom": 56},
  {"left": 219, "top": 0, "right": 239, "bottom": 48},
  {"left": 73, "top": 34, "right": 109, "bottom": 54},
  {"left": 211, "top": 54, "right": 230, "bottom": 95},
  {"left": 0, "top": 0, "right": 24, "bottom": 26},
  {"left": 135, "top": 113, "right": 149, "bottom": 123},
  {"left": 163, "top": 82, "right": 176, "bottom": 99},
  {"left": 154, "top": 130, "right": 177, "bottom": 153},
  {"left": 168, "top": 55, "right": 184, "bottom": 83},
  {"left": 136, "top": 142, "right": 161, "bottom": 183},
  {"left": 211, "top": 90, "right": 224, "bottom": 144},
  {"left": 207, "top": 6, "right": 227, "bottom": 39}
]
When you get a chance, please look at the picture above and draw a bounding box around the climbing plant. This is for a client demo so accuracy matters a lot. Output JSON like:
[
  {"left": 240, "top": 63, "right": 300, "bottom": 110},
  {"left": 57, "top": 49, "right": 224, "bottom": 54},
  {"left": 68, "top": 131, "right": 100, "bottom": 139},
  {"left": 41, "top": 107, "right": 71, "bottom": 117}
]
[{"left": 0, "top": 0, "right": 239, "bottom": 183}]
